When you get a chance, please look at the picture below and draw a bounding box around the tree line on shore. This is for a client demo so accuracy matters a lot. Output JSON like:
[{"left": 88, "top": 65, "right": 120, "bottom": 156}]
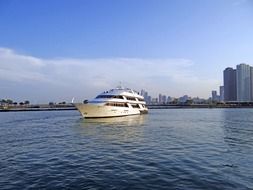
[
  {"left": 0, "top": 99, "right": 68, "bottom": 107},
  {"left": 0, "top": 99, "right": 30, "bottom": 106}
]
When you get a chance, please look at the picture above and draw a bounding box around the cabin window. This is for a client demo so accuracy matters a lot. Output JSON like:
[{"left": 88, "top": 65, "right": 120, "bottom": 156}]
[
  {"left": 105, "top": 102, "right": 128, "bottom": 107},
  {"left": 96, "top": 95, "right": 113, "bottom": 99},
  {"left": 113, "top": 95, "right": 124, "bottom": 99},
  {"left": 96, "top": 95, "right": 124, "bottom": 99},
  {"left": 131, "top": 104, "right": 140, "bottom": 108},
  {"left": 126, "top": 97, "right": 136, "bottom": 101}
]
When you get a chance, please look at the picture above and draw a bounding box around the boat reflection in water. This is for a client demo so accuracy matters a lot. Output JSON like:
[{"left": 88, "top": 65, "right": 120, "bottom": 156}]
[
  {"left": 78, "top": 114, "right": 147, "bottom": 142},
  {"left": 81, "top": 114, "right": 147, "bottom": 127}
]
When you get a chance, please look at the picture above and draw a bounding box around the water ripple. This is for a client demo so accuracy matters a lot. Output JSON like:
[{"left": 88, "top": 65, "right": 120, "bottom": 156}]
[{"left": 0, "top": 109, "right": 253, "bottom": 189}]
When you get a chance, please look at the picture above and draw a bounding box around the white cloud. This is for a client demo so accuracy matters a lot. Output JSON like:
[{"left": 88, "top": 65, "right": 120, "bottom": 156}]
[{"left": 0, "top": 47, "right": 219, "bottom": 102}]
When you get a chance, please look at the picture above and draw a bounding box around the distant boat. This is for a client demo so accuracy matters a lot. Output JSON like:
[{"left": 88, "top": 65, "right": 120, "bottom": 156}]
[{"left": 74, "top": 86, "right": 148, "bottom": 118}]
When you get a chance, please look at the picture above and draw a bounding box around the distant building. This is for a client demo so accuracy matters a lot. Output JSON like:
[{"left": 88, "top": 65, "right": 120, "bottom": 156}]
[
  {"left": 223, "top": 67, "right": 237, "bottom": 102},
  {"left": 219, "top": 86, "right": 224, "bottom": 102},
  {"left": 162, "top": 95, "right": 167, "bottom": 104},
  {"left": 192, "top": 97, "right": 206, "bottom": 104},
  {"left": 251, "top": 67, "right": 253, "bottom": 101},
  {"left": 151, "top": 98, "right": 158, "bottom": 104},
  {"left": 167, "top": 96, "right": 173, "bottom": 103},
  {"left": 158, "top": 94, "right": 163, "bottom": 104},
  {"left": 212, "top": 90, "right": 219, "bottom": 101},
  {"left": 141, "top": 89, "right": 150, "bottom": 103},
  {"left": 141, "top": 89, "right": 145, "bottom": 96},
  {"left": 178, "top": 95, "right": 189, "bottom": 103},
  {"left": 236, "top": 63, "right": 251, "bottom": 102},
  {"left": 147, "top": 96, "right": 152, "bottom": 104}
]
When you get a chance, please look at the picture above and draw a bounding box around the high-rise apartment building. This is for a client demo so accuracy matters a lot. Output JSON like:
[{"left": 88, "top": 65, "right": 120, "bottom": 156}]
[
  {"left": 219, "top": 86, "right": 224, "bottom": 102},
  {"left": 236, "top": 63, "right": 251, "bottom": 102},
  {"left": 251, "top": 67, "right": 253, "bottom": 101},
  {"left": 223, "top": 67, "right": 237, "bottom": 101}
]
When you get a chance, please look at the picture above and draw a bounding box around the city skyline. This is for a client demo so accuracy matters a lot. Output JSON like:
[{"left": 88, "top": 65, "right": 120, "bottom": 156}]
[{"left": 0, "top": 0, "right": 253, "bottom": 103}]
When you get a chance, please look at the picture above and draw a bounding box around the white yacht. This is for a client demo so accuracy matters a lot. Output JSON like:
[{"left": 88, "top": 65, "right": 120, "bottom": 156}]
[{"left": 75, "top": 87, "right": 148, "bottom": 118}]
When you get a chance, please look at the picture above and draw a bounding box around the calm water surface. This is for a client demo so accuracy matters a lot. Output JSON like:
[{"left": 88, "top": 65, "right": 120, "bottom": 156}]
[{"left": 0, "top": 109, "right": 253, "bottom": 190}]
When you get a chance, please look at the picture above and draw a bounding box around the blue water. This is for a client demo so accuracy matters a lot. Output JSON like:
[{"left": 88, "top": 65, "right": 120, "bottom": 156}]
[{"left": 0, "top": 109, "right": 253, "bottom": 190}]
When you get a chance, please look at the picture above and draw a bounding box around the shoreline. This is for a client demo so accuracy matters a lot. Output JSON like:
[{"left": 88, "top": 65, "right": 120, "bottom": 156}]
[
  {"left": 1, "top": 104, "right": 253, "bottom": 112},
  {"left": 147, "top": 104, "right": 253, "bottom": 109},
  {"left": 0, "top": 104, "right": 76, "bottom": 112},
  {"left": 0, "top": 107, "right": 76, "bottom": 112}
]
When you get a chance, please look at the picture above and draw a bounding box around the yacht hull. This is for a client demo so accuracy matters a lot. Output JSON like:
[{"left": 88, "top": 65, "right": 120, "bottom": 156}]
[{"left": 75, "top": 103, "right": 142, "bottom": 118}]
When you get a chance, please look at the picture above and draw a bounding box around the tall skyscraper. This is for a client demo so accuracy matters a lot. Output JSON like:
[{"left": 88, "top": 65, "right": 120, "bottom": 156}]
[
  {"left": 219, "top": 86, "right": 224, "bottom": 102},
  {"left": 236, "top": 63, "right": 251, "bottom": 102},
  {"left": 223, "top": 67, "right": 237, "bottom": 101},
  {"left": 251, "top": 67, "right": 253, "bottom": 101}
]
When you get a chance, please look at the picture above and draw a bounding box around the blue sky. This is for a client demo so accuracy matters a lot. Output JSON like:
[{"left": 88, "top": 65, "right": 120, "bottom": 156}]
[{"left": 0, "top": 0, "right": 253, "bottom": 103}]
